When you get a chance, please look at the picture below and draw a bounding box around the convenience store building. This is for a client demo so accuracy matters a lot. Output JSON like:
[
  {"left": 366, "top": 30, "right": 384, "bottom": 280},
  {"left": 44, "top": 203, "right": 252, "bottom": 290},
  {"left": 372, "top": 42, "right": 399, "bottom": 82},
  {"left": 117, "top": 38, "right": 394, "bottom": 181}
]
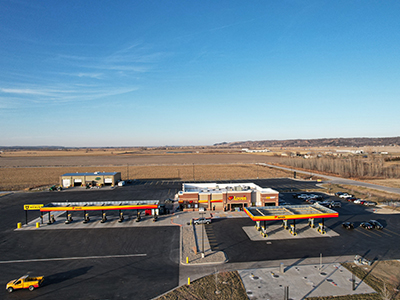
[{"left": 178, "top": 182, "right": 279, "bottom": 211}]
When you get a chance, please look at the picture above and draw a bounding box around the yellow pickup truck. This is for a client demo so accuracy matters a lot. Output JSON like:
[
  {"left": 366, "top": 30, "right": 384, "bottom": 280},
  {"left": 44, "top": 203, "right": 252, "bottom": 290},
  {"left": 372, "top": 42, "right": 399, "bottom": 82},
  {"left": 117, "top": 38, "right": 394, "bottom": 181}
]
[{"left": 6, "top": 275, "right": 44, "bottom": 292}]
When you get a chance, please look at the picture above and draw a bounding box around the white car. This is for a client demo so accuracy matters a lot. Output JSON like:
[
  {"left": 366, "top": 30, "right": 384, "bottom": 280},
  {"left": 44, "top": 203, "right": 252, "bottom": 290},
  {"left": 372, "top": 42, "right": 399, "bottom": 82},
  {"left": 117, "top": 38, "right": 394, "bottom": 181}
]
[{"left": 339, "top": 193, "right": 353, "bottom": 199}]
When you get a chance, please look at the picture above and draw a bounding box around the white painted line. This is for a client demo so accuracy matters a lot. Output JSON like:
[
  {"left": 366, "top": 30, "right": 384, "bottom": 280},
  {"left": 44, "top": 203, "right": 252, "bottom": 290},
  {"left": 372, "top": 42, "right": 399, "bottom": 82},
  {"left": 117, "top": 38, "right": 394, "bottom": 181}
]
[{"left": 0, "top": 254, "right": 146, "bottom": 264}]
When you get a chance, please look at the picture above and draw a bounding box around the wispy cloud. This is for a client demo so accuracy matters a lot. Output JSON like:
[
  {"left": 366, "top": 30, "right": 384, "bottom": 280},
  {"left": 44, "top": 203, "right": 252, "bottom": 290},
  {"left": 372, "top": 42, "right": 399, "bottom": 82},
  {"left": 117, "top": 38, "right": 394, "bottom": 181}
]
[{"left": 0, "top": 42, "right": 164, "bottom": 108}]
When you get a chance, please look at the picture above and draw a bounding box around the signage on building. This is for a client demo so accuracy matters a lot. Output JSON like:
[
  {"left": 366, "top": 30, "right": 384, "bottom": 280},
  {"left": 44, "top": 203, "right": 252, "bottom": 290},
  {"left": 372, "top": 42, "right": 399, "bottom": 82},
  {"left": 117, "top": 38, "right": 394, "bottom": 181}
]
[{"left": 228, "top": 196, "right": 247, "bottom": 201}]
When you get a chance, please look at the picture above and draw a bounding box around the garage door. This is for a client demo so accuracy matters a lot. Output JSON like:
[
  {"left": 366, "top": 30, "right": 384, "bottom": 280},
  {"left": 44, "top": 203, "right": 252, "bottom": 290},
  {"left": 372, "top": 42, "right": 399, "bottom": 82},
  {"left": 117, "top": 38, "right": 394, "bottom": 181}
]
[
  {"left": 62, "top": 179, "right": 71, "bottom": 187},
  {"left": 104, "top": 178, "right": 113, "bottom": 183}
]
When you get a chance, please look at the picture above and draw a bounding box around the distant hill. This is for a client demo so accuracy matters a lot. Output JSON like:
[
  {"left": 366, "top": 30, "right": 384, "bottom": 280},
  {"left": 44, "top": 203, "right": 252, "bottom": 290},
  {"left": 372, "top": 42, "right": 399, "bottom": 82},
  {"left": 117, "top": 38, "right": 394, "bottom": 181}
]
[{"left": 214, "top": 137, "right": 400, "bottom": 148}]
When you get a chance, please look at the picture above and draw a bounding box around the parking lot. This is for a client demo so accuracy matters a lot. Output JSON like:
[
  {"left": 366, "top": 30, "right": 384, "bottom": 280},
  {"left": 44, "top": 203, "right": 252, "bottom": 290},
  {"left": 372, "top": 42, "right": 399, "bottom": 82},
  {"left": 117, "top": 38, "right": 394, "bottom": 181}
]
[
  {"left": 205, "top": 192, "right": 400, "bottom": 263},
  {"left": 1, "top": 178, "right": 400, "bottom": 299}
]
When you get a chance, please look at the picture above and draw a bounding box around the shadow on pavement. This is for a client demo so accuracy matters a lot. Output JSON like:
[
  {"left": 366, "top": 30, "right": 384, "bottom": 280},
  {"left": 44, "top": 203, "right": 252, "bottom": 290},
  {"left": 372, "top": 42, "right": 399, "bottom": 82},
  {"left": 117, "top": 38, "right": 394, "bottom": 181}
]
[{"left": 43, "top": 266, "right": 93, "bottom": 286}]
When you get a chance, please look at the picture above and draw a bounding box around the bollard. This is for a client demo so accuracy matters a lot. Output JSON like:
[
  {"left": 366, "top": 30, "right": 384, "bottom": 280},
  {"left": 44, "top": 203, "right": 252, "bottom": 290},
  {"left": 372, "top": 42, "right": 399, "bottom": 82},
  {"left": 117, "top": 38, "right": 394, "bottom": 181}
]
[
  {"left": 36, "top": 222, "right": 40, "bottom": 228},
  {"left": 186, "top": 257, "right": 189, "bottom": 264},
  {"left": 17, "top": 222, "right": 22, "bottom": 229},
  {"left": 188, "top": 277, "right": 190, "bottom": 285}
]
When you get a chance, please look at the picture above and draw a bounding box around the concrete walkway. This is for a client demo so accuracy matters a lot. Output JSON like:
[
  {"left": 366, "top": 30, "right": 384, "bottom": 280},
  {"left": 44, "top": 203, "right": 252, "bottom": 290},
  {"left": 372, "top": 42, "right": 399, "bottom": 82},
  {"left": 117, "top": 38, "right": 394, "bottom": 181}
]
[{"left": 260, "top": 163, "right": 400, "bottom": 195}]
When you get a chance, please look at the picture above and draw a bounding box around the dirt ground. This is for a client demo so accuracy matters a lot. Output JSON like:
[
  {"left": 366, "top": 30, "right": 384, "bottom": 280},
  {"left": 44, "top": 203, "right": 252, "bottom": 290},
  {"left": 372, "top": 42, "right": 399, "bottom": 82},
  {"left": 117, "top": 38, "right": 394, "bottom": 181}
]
[
  {"left": 340, "top": 260, "right": 400, "bottom": 300},
  {"left": 157, "top": 271, "right": 248, "bottom": 300}
]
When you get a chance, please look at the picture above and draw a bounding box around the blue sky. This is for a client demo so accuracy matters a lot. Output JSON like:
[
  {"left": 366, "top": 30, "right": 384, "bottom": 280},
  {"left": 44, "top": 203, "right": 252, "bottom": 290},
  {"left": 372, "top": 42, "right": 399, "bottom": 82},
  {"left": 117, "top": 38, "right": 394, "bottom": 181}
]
[{"left": 1, "top": 0, "right": 399, "bottom": 147}]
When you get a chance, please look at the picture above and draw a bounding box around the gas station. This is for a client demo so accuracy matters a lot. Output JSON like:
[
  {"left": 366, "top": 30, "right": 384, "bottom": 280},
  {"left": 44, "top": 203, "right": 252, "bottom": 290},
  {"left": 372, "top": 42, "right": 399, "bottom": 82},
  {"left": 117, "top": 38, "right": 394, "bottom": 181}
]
[
  {"left": 244, "top": 204, "right": 339, "bottom": 238},
  {"left": 33, "top": 200, "right": 160, "bottom": 225}
]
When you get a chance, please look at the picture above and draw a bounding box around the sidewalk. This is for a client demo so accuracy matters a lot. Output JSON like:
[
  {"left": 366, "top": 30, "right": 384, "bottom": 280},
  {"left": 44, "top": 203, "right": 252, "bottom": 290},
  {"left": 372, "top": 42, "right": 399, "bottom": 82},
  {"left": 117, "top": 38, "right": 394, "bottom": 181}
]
[{"left": 170, "top": 211, "right": 228, "bottom": 265}]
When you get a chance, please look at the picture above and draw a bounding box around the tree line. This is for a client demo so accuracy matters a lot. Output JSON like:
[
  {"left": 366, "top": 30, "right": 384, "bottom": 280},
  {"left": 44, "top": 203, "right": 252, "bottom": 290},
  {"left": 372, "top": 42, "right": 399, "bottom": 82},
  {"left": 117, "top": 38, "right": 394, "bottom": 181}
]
[{"left": 282, "top": 156, "right": 400, "bottom": 179}]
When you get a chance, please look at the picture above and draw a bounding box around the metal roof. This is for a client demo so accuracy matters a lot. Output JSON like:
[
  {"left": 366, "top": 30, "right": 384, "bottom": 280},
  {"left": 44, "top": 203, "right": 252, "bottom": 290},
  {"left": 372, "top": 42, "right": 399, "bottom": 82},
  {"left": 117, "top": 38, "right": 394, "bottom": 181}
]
[
  {"left": 62, "top": 172, "right": 119, "bottom": 176},
  {"left": 40, "top": 200, "right": 159, "bottom": 212},
  {"left": 244, "top": 204, "right": 338, "bottom": 221}
]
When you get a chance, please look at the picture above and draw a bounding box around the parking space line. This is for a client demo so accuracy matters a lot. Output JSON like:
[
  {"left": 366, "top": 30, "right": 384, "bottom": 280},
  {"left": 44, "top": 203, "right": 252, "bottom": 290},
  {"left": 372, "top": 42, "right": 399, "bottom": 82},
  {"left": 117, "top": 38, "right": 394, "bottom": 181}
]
[
  {"left": 383, "top": 228, "right": 400, "bottom": 237},
  {"left": 377, "top": 230, "right": 393, "bottom": 237},
  {"left": 355, "top": 228, "right": 373, "bottom": 237},
  {"left": 366, "top": 230, "right": 385, "bottom": 237},
  {"left": 0, "top": 254, "right": 147, "bottom": 264}
]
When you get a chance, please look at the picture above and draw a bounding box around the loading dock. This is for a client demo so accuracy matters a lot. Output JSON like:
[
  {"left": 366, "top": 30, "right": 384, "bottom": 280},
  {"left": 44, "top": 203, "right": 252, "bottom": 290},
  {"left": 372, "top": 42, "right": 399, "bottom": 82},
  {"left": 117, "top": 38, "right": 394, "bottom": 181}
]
[{"left": 244, "top": 204, "right": 338, "bottom": 238}]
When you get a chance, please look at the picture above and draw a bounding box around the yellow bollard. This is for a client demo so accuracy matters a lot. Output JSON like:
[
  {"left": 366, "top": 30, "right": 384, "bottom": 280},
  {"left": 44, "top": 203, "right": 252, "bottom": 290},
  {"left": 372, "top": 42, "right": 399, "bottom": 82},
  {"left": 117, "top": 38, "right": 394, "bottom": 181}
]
[
  {"left": 36, "top": 222, "right": 40, "bottom": 228},
  {"left": 17, "top": 222, "right": 21, "bottom": 229},
  {"left": 186, "top": 257, "right": 189, "bottom": 264},
  {"left": 188, "top": 277, "right": 190, "bottom": 285}
]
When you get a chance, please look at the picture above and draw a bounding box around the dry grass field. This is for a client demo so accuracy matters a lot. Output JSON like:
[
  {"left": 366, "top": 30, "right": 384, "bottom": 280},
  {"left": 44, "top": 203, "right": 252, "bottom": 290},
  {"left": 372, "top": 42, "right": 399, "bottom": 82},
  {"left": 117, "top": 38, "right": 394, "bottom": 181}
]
[
  {"left": 0, "top": 150, "right": 288, "bottom": 191},
  {"left": 157, "top": 271, "right": 248, "bottom": 300},
  {"left": 0, "top": 163, "right": 294, "bottom": 191}
]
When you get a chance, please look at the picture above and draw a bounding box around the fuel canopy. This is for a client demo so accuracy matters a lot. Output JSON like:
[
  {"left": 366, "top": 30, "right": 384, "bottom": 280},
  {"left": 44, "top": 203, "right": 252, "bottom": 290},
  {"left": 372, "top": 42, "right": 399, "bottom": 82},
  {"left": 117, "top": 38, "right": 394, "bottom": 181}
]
[
  {"left": 244, "top": 204, "right": 338, "bottom": 221},
  {"left": 40, "top": 200, "right": 159, "bottom": 212}
]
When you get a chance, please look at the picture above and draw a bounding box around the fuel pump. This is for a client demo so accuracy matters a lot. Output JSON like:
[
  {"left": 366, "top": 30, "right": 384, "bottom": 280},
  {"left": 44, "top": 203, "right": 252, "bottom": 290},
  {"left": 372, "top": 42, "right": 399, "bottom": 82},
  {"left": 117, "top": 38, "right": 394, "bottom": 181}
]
[
  {"left": 136, "top": 211, "right": 141, "bottom": 222},
  {"left": 65, "top": 213, "right": 73, "bottom": 224},
  {"left": 289, "top": 224, "right": 297, "bottom": 236},
  {"left": 118, "top": 211, "right": 124, "bottom": 223},
  {"left": 308, "top": 218, "right": 315, "bottom": 228},
  {"left": 101, "top": 212, "right": 107, "bottom": 223},
  {"left": 317, "top": 223, "right": 326, "bottom": 234},
  {"left": 282, "top": 220, "right": 289, "bottom": 230},
  {"left": 47, "top": 212, "right": 55, "bottom": 225},
  {"left": 83, "top": 212, "right": 90, "bottom": 223}
]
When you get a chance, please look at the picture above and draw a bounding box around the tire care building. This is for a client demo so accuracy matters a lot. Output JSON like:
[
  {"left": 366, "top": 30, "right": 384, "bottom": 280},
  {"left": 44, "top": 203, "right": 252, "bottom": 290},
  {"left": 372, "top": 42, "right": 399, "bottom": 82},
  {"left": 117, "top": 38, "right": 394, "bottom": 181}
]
[{"left": 178, "top": 183, "right": 279, "bottom": 211}]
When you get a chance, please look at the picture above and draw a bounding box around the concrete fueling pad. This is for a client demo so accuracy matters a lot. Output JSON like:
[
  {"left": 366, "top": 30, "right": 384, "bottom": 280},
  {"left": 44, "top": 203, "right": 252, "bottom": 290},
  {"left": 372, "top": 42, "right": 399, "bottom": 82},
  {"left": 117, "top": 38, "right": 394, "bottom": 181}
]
[
  {"left": 243, "top": 223, "right": 339, "bottom": 241},
  {"left": 239, "top": 263, "right": 376, "bottom": 299}
]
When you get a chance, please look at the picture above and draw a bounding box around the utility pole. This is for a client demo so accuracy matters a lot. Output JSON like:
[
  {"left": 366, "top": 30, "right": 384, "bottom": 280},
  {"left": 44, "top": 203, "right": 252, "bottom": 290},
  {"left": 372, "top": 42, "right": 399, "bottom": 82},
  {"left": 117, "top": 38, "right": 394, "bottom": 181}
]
[
  {"left": 193, "top": 163, "right": 195, "bottom": 181},
  {"left": 127, "top": 164, "right": 129, "bottom": 181}
]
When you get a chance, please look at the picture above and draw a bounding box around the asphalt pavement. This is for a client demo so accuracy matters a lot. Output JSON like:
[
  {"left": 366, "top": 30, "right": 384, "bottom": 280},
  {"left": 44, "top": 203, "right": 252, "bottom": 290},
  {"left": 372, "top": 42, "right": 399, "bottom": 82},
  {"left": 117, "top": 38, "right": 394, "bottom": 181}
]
[{"left": 1, "top": 178, "right": 400, "bottom": 299}]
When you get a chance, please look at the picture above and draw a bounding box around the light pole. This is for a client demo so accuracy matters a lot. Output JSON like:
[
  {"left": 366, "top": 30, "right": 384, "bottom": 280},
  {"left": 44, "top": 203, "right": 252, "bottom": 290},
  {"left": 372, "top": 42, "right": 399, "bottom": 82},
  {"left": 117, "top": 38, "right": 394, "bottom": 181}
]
[
  {"left": 199, "top": 211, "right": 205, "bottom": 257},
  {"left": 193, "top": 163, "right": 195, "bottom": 181}
]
